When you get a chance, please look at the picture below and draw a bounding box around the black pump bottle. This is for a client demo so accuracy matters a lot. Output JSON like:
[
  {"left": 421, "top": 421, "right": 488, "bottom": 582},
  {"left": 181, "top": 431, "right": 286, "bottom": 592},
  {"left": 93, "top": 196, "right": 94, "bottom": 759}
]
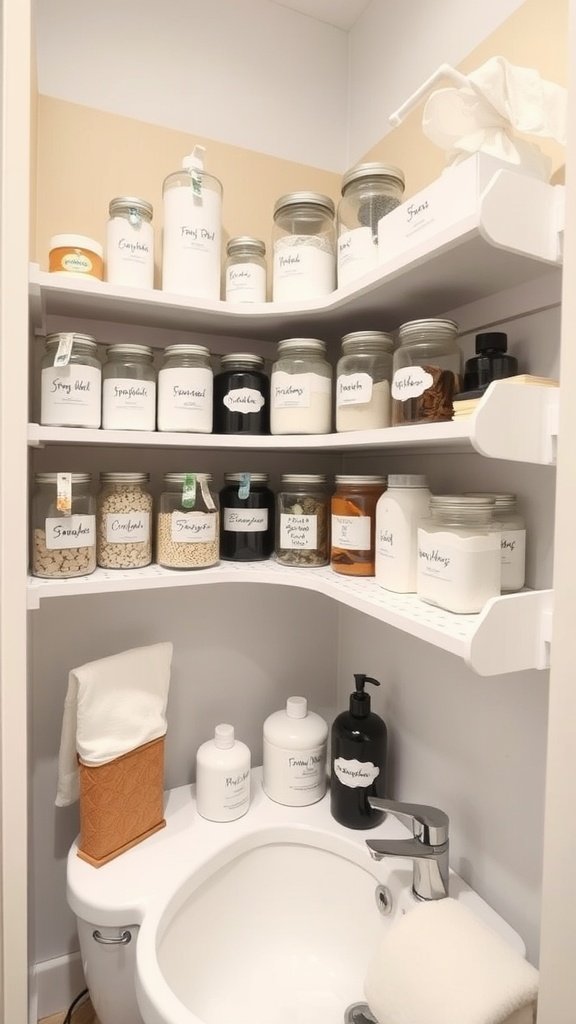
[{"left": 330, "top": 673, "right": 387, "bottom": 829}]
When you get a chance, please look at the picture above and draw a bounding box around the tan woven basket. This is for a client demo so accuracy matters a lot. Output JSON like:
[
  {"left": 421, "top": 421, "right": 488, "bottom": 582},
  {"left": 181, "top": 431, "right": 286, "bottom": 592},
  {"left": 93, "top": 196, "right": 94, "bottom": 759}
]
[{"left": 77, "top": 735, "right": 166, "bottom": 867}]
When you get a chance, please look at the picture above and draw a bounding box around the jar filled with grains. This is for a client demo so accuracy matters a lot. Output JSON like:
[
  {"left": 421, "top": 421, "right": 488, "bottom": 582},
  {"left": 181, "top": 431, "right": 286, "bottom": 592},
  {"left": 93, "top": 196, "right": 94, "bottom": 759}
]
[
  {"left": 102, "top": 344, "right": 157, "bottom": 431},
  {"left": 32, "top": 473, "right": 96, "bottom": 579},
  {"left": 157, "top": 473, "right": 219, "bottom": 569},
  {"left": 276, "top": 475, "right": 330, "bottom": 567},
  {"left": 97, "top": 473, "right": 153, "bottom": 569},
  {"left": 40, "top": 333, "right": 102, "bottom": 428}
]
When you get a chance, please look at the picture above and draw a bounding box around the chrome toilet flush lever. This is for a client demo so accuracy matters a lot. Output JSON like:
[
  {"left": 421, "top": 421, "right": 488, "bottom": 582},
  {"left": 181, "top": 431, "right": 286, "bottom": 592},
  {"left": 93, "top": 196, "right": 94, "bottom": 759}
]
[{"left": 365, "top": 798, "right": 449, "bottom": 901}]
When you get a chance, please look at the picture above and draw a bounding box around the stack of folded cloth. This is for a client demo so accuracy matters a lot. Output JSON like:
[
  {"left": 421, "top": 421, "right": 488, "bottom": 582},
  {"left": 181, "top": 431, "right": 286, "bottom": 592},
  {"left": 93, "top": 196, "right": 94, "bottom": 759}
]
[
  {"left": 453, "top": 375, "right": 558, "bottom": 419},
  {"left": 56, "top": 641, "right": 173, "bottom": 867}
]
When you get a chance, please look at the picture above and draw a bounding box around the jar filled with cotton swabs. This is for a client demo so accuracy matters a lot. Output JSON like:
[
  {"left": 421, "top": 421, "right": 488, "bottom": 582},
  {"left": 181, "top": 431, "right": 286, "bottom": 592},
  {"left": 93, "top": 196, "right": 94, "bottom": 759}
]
[
  {"left": 337, "top": 163, "right": 405, "bottom": 287},
  {"left": 272, "top": 192, "right": 336, "bottom": 302}
]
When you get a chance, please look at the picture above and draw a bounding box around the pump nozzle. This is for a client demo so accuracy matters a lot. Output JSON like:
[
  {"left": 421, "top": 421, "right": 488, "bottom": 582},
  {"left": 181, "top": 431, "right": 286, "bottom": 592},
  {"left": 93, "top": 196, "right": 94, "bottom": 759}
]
[
  {"left": 351, "top": 674, "right": 381, "bottom": 717},
  {"left": 354, "top": 673, "right": 380, "bottom": 692}
]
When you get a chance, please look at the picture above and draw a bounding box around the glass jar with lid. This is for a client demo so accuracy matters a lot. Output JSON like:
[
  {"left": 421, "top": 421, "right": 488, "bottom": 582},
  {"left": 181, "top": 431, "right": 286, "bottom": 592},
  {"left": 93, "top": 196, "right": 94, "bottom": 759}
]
[
  {"left": 336, "top": 331, "right": 394, "bottom": 432},
  {"left": 102, "top": 344, "right": 157, "bottom": 431},
  {"left": 392, "top": 319, "right": 461, "bottom": 426},
  {"left": 213, "top": 353, "right": 269, "bottom": 435},
  {"left": 97, "top": 473, "right": 153, "bottom": 569},
  {"left": 40, "top": 333, "right": 102, "bottom": 428},
  {"left": 417, "top": 496, "right": 501, "bottom": 613},
  {"left": 331, "top": 475, "right": 387, "bottom": 576},
  {"left": 225, "top": 236, "right": 267, "bottom": 304},
  {"left": 31, "top": 473, "right": 96, "bottom": 579},
  {"left": 157, "top": 344, "right": 213, "bottom": 433},
  {"left": 270, "top": 338, "right": 332, "bottom": 435},
  {"left": 157, "top": 473, "right": 219, "bottom": 569},
  {"left": 465, "top": 492, "right": 526, "bottom": 592},
  {"left": 272, "top": 192, "right": 336, "bottom": 301},
  {"left": 162, "top": 156, "right": 223, "bottom": 298},
  {"left": 276, "top": 475, "right": 330, "bottom": 567},
  {"left": 337, "top": 164, "right": 405, "bottom": 287},
  {"left": 220, "top": 473, "right": 275, "bottom": 561},
  {"left": 106, "top": 196, "right": 154, "bottom": 289}
]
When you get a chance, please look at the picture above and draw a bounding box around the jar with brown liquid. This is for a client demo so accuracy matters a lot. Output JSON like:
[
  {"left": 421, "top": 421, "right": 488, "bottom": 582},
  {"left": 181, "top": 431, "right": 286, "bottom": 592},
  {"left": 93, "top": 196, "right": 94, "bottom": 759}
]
[{"left": 331, "top": 475, "right": 386, "bottom": 576}]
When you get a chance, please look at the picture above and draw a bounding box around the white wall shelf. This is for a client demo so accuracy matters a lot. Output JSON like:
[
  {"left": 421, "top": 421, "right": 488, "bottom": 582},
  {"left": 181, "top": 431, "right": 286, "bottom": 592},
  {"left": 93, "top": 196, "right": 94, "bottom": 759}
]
[{"left": 26, "top": 561, "right": 552, "bottom": 676}]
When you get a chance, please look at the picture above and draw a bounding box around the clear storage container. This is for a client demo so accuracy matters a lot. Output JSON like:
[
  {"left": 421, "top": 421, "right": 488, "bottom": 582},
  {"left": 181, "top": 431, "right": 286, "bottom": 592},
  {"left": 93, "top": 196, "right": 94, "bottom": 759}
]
[
  {"left": 392, "top": 319, "right": 461, "bottom": 425},
  {"left": 106, "top": 196, "right": 154, "bottom": 289},
  {"left": 213, "top": 353, "right": 269, "bottom": 435},
  {"left": 157, "top": 344, "right": 213, "bottom": 433},
  {"left": 31, "top": 473, "right": 96, "bottom": 579},
  {"left": 465, "top": 492, "right": 526, "bottom": 592},
  {"left": 331, "top": 475, "right": 386, "bottom": 576},
  {"left": 270, "top": 338, "right": 332, "bottom": 435},
  {"left": 272, "top": 192, "right": 336, "bottom": 302},
  {"left": 97, "top": 473, "right": 153, "bottom": 569},
  {"left": 220, "top": 473, "right": 275, "bottom": 561},
  {"left": 40, "top": 333, "right": 102, "bottom": 428},
  {"left": 225, "top": 236, "right": 266, "bottom": 303},
  {"left": 276, "top": 475, "right": 330, "bottom": 567},
  {"left": 162, "top": 157, "right": 223, "bottom": 299},
  {"left": 336, "top": 331, "right": 394, "bottom": 432},
  {"left": 337, "top": 163, "right": 404, "bottom": 287},
  {"left": 102, "top": 344, "right": 157, "bottom": 431},
  {"left": 157, "top": 473, "right": 219, "bottom": 569}
]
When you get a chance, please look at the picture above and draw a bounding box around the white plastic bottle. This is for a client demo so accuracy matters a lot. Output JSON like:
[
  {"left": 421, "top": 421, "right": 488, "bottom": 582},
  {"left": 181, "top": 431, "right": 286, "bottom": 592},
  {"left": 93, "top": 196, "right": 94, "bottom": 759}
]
[
  {"left": 375, "top": 475, "right": 431, "bottom": 593},
  {"left": 263, "top": 696, "right": 328, "bottom": 806},
  {"left": 196, "top": 724, "right": 251, "bottom": 822}
]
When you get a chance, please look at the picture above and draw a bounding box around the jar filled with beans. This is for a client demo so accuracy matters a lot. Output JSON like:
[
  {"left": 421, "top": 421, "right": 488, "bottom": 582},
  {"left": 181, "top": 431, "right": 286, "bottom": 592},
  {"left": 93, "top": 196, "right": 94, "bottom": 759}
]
[
  {"left": 157, "top": 473, "right": 219, "bottom": 569},
  {"left": 32, "top": 473, "right": 96, "bottom": 578},
  {"left": 97, "top": 473, "right": 153, "bottom": 569}
]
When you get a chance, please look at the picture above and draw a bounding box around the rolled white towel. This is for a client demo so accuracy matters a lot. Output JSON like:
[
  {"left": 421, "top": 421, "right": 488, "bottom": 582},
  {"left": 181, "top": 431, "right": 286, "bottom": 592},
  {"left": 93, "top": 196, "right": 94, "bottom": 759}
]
[{"left": 364, "top": 897, "right": 538, "bottom": 1024}]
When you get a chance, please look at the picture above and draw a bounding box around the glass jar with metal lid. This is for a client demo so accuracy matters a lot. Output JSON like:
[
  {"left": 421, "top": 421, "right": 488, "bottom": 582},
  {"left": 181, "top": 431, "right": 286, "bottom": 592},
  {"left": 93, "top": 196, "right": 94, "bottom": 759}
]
[
  {"left": 97, "top": 472, "right": 153, "bottom": 569},
  {"left": 158, "top": 344, "right": 213, "bottom": 433},
  {"left": 31, "top": 473, "right": 96, "bottom": 579},
  {"left": 157, "top": 473, "right": 219, "bottom": 570},
  {"left": 213, "top": 353, "right": 269, "bottom": 435},
  {"left": 40, "top": 333, "right": 102, "bottom": 428},
  {"left": 276, "top": 475, "right": 330, "bottom": 567},
  {"left": 465, "top": 492, "right": 526, "bottom": 593},
  {"left": 417, "top": 495, "right": 501, "bottom": 613},
  {"left": 220, "top": 473, "right": 275, "bottom": 561},
  {"left": 272, "top": 192, "right": 336, "bottom": 301},
  {"left": 225, "top": 236, "right": 267, "bottom": 304},
  {"left": 270, "top": 338, "right": 332, "bottom": 435},
  {"left": 106, "top": 196, "right": 154, "bottom": 289},
  {"left": 336, "top": 331, "right": 394, "bottom": 432},
  {"left": 331, "top": 475, "right": 387, "bottom": 576},
  {"left": 162, "top": 157, "right": 223, "bottom": 298},
  {"left": 392, "top": 319, "right": 461, "bottom": 426},
  {"left": 102, "top": 344, "right": 157, "bottom": 431},
  {"left": 337, "top": 163, "right": 405, "bottom": 287}
]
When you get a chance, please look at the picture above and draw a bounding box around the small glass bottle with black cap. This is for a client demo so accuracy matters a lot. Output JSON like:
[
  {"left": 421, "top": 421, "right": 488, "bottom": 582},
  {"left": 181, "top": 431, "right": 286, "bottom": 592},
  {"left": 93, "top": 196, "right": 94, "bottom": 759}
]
[{"left": 463, "top": 332, "right": 518, "bottom": 392}]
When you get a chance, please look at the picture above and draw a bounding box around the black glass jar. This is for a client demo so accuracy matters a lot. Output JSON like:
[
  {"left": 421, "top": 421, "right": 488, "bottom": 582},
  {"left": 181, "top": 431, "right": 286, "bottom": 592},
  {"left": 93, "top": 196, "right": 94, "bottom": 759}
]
[
  {"left": 220, "top": 473, "right": 275, "bottom": 561},
  {"left": 213, "top": 353, "right": 270, "bottom": 434}
]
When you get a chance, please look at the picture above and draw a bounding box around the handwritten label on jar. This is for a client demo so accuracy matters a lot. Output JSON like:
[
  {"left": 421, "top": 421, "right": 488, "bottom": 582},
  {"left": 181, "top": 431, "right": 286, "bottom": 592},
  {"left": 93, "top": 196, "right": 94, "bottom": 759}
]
[
  {"left": 171, "top": 512, "right": 216, "bottom": 543},
  {"left": 280, "top": 514, "right": 317, "bottom": 550},
  {"left": 223, "top": 387, "right": 265, "bottom": 415},
  {"left": 272, "top": 371, "right": 310, "bottom": 409},
  {"left": 45, "top": 515, "right": 95, "bottom": 550},
  {"left": 332, "top": 515, "right": 371, "bottom": 550},
  {"left": 158, "top": 367, "right": 212, "bottom": 431},
  {"left": 41, "top": 366, "right": 101, "bottom": 427},
  {"left": 333, "top": 757, "right": 380, "bottom": 788},
  {"left": 273, "top": 244, "right": 335, "bottom": 301},
  {"left": 391, "top": 366, "right": 433, "bottom": 401},
  {"left": 102, "top": 379, "right": 156, "bottom": 430},
  {"left": 225, "top": 263, "right": 266, "bottom": 303},
  {"left": 105, "top": 513, "right": 150, "bottom": 544},
  {"left": 501, "top": 529, "right": 526, "bottom": 590},
  {"left": 337, "top": 372, "right": 373, "bottom": 406},
  {"left": 337, "top": 227, "right": 377, "bottom": 287},
  {"left": 417, "top": 528, "right": 501, "bottom": 613},
  {"left": 224, "top": 508, "right": 268, "bottom": 533}
]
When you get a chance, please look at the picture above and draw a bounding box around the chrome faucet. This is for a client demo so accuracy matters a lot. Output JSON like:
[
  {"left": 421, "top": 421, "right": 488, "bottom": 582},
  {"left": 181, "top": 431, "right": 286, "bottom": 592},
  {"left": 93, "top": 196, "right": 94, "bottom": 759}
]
[{"left": 366, "top": 798, "right": 449, "bottom": 901}]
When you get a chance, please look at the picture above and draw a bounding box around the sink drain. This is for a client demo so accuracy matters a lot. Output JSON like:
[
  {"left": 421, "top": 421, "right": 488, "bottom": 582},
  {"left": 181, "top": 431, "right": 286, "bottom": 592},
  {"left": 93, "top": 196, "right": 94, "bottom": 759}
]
[{"left": 344, "top": 1002, "right": 379, "bottom": 1024}]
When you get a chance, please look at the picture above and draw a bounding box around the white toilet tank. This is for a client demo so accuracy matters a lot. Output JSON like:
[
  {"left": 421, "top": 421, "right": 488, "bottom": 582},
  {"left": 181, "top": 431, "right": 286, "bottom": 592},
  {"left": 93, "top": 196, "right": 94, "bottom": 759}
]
[{"left": 77, "top": 918, "right": 142, "bottom": 1024}]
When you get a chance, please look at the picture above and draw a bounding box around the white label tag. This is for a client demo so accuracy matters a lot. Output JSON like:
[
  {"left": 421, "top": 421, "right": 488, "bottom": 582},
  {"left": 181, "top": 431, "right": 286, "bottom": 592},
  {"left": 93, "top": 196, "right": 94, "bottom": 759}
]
[
  {"left": 223, "top": 387, "right": 265, "bottom": 415},
  {"left": 54, "top": 334, "right": 75, "bottom": 367},
  {"left": 332, "top": 515, "right": 371, "bottom": 550},
  {"left": 337, "top": 227, "right": 377, "bottom": 286},
  {"left": 280, "top": 514, "right": 318, "bottom": 550},
  {"left": 333, "top": 757, "right": 380, "bottom": 789},
  {"left": 225, "top": 263, "right": 266, "bottom": 303},
  {"left": 223, "top": 508, "right": 268, "bottom": 533},
  {"left": 102, "top": 378, "right": 156, "bottom": 430},
  {"left": 501, "top": 529, "right": 526, "bottom": 590},
  {"left": 171, "top": 511, "right": 216, "bottom": 543},
  {"left": 272, "top": 371, "right": 310, "bottom": 409},
  {"left": 273, "top": 244, "right": 335, "bottom": 301},
  {"left": 337, "top": 372, "right": 373, "bottom": 407},
  {"left": 222, "top": 768, "right": 251, "bottom": 811},
  {"left": 105, "top": 512, "right": 150, "bottom": 544},
  {"left": 391, "top": 366, "right": 434, "bottom": 401},
  {"left": 417, "top": 527, "right": 501, "bottom": 611},
  {"left": 158, "top": 367, "right": 212, "bottom": 431},
  {"left": 41, "top": 366, "right": 102, "bottom": 427},
  {"left": 45, "top": 515, "right": 95, "bottom": 549}
]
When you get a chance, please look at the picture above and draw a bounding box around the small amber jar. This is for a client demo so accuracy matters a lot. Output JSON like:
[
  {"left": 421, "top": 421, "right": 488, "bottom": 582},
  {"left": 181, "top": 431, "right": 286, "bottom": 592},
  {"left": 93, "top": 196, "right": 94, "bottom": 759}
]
[
  {"left": 49, "top": 234, "right": 104, "bottom": 280},
  {"left": 331, "top": 475, "right": 386, "bottom": 576}
]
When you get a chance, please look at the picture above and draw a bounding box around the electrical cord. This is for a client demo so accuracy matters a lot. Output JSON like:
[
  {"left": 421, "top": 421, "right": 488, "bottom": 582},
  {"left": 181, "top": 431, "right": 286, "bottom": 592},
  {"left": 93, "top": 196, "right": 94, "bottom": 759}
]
[{"left": 63, "top": 987, "right": 89, "bottom": 1024}]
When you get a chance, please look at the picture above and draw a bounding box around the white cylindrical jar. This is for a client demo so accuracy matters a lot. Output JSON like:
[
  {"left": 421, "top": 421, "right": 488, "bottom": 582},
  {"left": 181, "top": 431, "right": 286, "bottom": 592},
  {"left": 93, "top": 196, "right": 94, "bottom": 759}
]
[
  {"left": 270, "top": 338, "right": 332, "bottom": 435},
  {"left": 162, "top": 155, "right": 222, "bottom": 298},
  {"left": 225, "top": 236, "right": 266, "bottom": 303},
  {"left": 336, "top": 331, "right": 394, "bottom": 432},
  {"left": 263, "top": 696, "right": 328, "bottom": 806},
  {"left": 157, "top": 344, "right": 213, "bottom": 433},
  {"left": 102, "top": 344, "right": 156, "bottom": 431},
  {"left": 40, "top": 333, "right": 101, "bottom": 428},
  {"left": 465, "top": 492, "right": 526, "bottom": 592},
  {"left": 376, "top": 475, "right": 431, "bottom": 593},
  {"left": 106, "top": 196, "right": 154, "bottom": 289},
  {"left": 417, "top": 496, "right": 501, "bottom": 614},
  {"left": 272, "top": 192, "right": 336, "bottom": 302},
  {"left": 196, "top": 724, "right": 251, "bottom": 822}
]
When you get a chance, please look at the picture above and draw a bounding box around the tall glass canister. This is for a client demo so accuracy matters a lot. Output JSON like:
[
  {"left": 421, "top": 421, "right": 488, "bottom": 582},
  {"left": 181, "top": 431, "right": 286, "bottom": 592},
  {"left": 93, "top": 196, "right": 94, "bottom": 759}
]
[
  {"left": 272, "top": 192, "right": 336, "bottom": 301},
  {"left": 336, "top": 331, "right": 394, "bottom": 432},
  {"left": 157, "top": 344, "right": 213, "bottom": 433},
  {"left": 270, "top": 339, "right": 332, "bottom": 435},
  {"left": 157, "top": 473, "right": 219, "bottom": 569},
  {"left": 106, "top": 196, "right": 154, "bottom": 288},
  {"left": 162, "top": 154, "right": 223, "bottom": 299},
  {"left": 102, "top": 344, "right": 157, "bottom": 431},
  {"left": 40, "top": 333, "right": 101, "bottom": 428},
  {"left": 32, "top": 473, "right": 96, "bottom": 578},
  {"left": 337, "top": 163, "right": 404, "bottom": 287}
]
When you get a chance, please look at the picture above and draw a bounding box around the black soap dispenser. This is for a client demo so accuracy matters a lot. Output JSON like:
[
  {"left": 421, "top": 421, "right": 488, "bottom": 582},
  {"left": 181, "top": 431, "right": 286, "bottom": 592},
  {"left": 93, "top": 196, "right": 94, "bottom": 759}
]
[{"left": 330, "top": 673, "right": 387, "bottom": 830}]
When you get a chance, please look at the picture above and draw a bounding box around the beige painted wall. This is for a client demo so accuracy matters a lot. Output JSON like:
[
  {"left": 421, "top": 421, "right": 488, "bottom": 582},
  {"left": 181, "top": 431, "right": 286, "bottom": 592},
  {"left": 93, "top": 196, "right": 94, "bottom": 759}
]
[{"left": 361, "top": 0, "right": 568, "bottom": 198}]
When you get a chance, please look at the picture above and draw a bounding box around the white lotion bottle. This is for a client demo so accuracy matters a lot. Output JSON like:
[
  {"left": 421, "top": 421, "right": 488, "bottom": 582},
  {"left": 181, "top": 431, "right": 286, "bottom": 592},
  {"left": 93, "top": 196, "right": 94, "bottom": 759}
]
[
  {"left": 196, "top": 724, "right": 251, "bottom": 822},
  {"left": 263, "top": 696, "right": 328, "bottom": 806}
]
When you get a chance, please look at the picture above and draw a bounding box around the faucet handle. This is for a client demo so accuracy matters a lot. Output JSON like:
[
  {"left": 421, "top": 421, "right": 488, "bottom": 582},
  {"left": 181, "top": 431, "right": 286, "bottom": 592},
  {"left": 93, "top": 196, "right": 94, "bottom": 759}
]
[{"left": 368, "top": 798, "right": 449, "bottom": 846}]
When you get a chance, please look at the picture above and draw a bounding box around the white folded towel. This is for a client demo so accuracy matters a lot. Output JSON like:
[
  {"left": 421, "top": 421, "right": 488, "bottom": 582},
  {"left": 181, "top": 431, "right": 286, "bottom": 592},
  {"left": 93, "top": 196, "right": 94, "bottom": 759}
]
[
  {"left": 56, "top": 642, "right": 173, "bottom": 807},
  {"left": 364, "top": 897, "right": 538, "bottom": 1024}
]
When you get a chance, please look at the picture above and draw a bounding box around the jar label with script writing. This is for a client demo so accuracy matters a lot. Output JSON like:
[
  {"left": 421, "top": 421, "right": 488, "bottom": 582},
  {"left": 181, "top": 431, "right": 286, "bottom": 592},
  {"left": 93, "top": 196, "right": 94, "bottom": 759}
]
[
  {"left": 392, "top": 366, "right": 434, "bottom": 401},
  {"left": 171, "top": 512, "right": 216, "bottom": 543},
  {"left": 225, "top": 263, "right": 266, "bottom": 303},
  {"left": 337, "top": 373, "right": 373, "bottom": 406},
  {"left": 273, "top": 244, "right": 334, "bottom": 301},
  {"left": 105, "top": 513, "right": 150, "bottom": 544},
  {"left": 158, "top": 367, "right": 213, "bottom": 432},
  {"left": 223, "top": 388, "right": 266, "bottom": 415},
  {"left": 333, "top": 757, "right": 380, "bottom": 788},
  {"left": 263, "top": 739, "right": 327, "bottom": 802},
  {"left": 417, "top": 528, "right": 501, "bottom": 613},
  {"left": 271, "top": 371, "right": 331, "bottom": 410},
  {"left": 45, "top": 515, "right": 95, "bottom": 550},
  {"left": 332, "top": 515, "right": 371, "bottom": 550},
  {"left": 337, "top": 227, "right": 378, "bottom": 287},
  {"left": 106, "top": 219, "right": 154, "bottom": 288},
  {"left": 162, "top": 187, "right": 221, "bottom": 298},
  {"left": 280, "top": 514, "right": 317, "bottom": 550},
  {"left": 221, "top": 769, "right": 250, "bottom": 812},
  {"left": 224, "top": 508, "right": 268, "bottom": 532},
  {"left": 102, "top": 379, "right": 156, "bottom": 430},
  {"left": 501, "top": 529, "right": 526, "bottom": 591},
  {"left": 41, "top": 366, "right": 101, "bottom": 428}
]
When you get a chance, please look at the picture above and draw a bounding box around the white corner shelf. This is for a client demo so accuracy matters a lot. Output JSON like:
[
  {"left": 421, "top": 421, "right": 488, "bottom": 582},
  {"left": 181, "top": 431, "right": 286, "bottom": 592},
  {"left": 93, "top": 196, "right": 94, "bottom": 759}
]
[
  {"left": 26, "top": 561, "right": 552, "bottom": 676},
  {"left": 27, "top": 380, "right": 559, "bottom": 465}
]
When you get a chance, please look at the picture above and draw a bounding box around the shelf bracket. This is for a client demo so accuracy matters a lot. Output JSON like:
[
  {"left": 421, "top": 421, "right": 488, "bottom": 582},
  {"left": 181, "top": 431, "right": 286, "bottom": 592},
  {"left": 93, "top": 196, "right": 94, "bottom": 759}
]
[{"left": 471, "top": 380, "right": 559, "bottom": 466}]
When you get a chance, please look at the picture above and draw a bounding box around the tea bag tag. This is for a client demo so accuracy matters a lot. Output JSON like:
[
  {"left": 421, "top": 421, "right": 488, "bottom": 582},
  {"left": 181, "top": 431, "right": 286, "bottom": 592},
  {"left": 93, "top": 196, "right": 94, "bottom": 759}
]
[
  {"left": 127, "top": 206, "right": 142, "bottom": 229},
  {"left": 199, "top": 475, "right": 215, "bottom": 511},
  {"left": 182, "top": 473, "right": 197, "bottom": 510},
  {"left": 56, "top": 473, "right": 72, "bottom": 517},
  {"left": 184, "top": 145, "right": 206, "bottom": 199},
  {"left": 238, "top": 473, "right": 251, "bottom": 500},
  {"left": 54, "top": 334, "right": 75, "bottom": 368}
]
